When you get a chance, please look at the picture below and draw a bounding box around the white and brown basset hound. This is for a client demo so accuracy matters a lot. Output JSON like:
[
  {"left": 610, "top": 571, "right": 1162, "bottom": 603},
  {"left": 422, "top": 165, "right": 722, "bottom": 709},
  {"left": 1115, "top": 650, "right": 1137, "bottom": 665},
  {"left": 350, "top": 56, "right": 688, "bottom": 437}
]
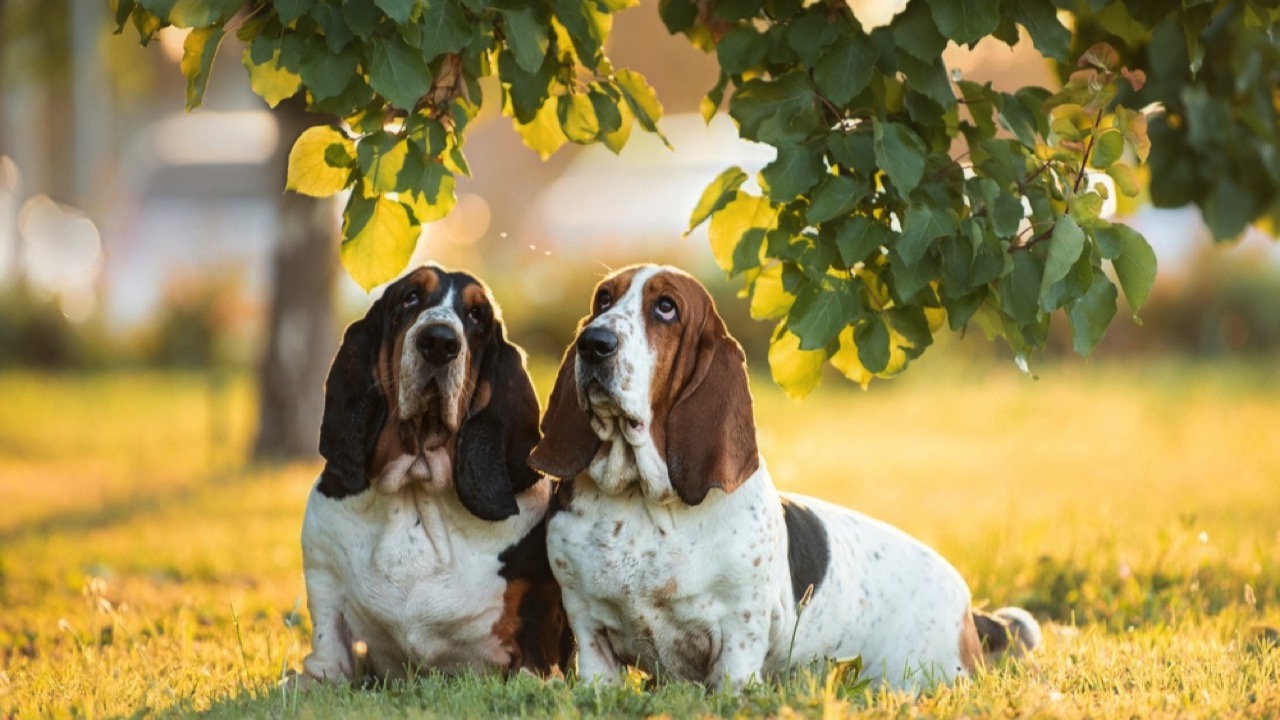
[
  {"left": 528, "top": 264, "right": 1040, "bottom": 692},
  {"left": 302, "top": 265, "right": 571, "bottom": 683}
]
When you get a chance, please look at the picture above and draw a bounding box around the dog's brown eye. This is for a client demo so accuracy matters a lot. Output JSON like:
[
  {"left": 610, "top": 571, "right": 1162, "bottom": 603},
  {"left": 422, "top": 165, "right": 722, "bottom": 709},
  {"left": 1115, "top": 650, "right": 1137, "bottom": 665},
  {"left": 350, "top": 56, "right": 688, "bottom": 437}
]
[
  {"left": 402, "top": 289, "right": 422, "bottom": 310},
  {"left": 655, "top": 296, "right": 678, "bottom": 323},
  {"left": 596, "top": 289, "right": 612, "bottom": 311},
  {"left": 468, "top": 305, "right": 487, "bottom": 324}
]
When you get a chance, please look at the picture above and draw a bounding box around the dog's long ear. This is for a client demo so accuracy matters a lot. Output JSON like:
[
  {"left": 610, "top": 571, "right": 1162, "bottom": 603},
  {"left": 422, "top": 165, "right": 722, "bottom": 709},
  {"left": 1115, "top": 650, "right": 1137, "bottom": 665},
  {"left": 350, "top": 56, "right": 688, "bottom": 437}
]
[
  {"left": 455, "top": 323, "right": 542, "bottom": 521},
  {"left": 665, "top": 301, "right": 759, "bottom": 505},
  {"left": 528, "top": 343, "right": 600, "bottom": 479},
  {"left": 317, "top": 298, "right": 389, "bottom": 498}
]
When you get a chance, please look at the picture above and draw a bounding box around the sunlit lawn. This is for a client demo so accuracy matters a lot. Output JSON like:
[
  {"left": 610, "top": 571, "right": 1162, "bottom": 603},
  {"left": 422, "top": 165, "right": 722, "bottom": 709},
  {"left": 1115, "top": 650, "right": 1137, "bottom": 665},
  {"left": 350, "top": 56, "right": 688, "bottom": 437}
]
[{"left": 1, "top": 356, "right": 1278, "bottom": 718}]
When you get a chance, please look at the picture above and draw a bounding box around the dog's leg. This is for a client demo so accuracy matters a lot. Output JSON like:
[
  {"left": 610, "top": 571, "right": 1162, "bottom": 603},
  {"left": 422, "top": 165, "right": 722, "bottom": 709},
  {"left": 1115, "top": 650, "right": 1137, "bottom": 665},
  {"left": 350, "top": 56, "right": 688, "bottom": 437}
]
[
  {"left": 302, "top": 572, "right": 356, "bottom": 683},
  {"left": 705, "top": 614, "right": 769, "bottom": 691},
  {"left": 572, "top": 622, "right": 622, "bottom": 684}
]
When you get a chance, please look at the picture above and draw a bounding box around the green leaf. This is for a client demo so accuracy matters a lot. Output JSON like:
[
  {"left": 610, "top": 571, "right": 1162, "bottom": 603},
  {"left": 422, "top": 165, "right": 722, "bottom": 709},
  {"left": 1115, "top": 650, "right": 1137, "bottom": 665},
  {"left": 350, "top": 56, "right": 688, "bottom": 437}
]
[
  {"left": 369, "top": 35, "right": 432, "bottom": 111},
  {"left": 500, "top": 48, "right": 554, "bottom": 124},
  {"left": 768, "top": 325, "right": 825, "bottom": 400},
  {"left": 140, "top": 0, "right": 243, "bottom": 27},
  {"left": 1005, "top": 0, "right": 1070, "bottom": 62},
  {"left": 813, "top": 34, "right": 877, "bottom": 107},
  {"left": 419, "top": 0, "right": 473, "bottom": 59},
  {"left": 717, "top": 25, "right": 768, "bottom": 75},
  {"left": 357, "top": 132, "right": 411, "bottom": 194},
  {"left": 1070, "top": 192, "right": 1104, "bottom": 227},
  {"left": 788, "top": 279, "right": 856, "bottom": 350},
  {"left": 502, "top": 7, "right": 551, "bottom": 75},
  {"left": 1068, "top": 273, "right": 1117, "bottom": 356},
  {"left": 761, "top": 145, "right": 823, "bottom": 202},
  {"left": 554, "top": 0, "right": 606, "bottom": 68},
  {"left": 180, "top": 25, "right": 224, "bottom": 111},
  {"left": 557, "top": 93, "right": 601, "bottom": 143},
  {"left": 514, "top": 96, "right": 568, "bottom": 160},
  {"left": 1107, "top": 162, "right": 1141, "bottom": 196},
  {"left": 709, "top": 193, "right": 779, "bottom": 273},
  {"left": 827, "top": 132, "right": 874, "bottom": 171},
  {"left": 729, "top": 72, "right": 820, "bottom": 146},
  {"left": 855, "top": 314, "right": 890, "bottom": 373},
  {"left": 991, "top": 193, "right": 1025, "bottom": 238},
  {"left": 659, "top": 0, "right": 698, "bottom": 33},
  {"left": 1090, "top": 128, "right": 1125, "bottom": 169},
  {"left": 241, "top": 38, "right": 302, "bottom": 107},
  {"left": 274, "top": 0, "right": 314, "bottom": 24},
  {"left": 1105, "top": 223, "right": 1157, "bottom": 314},
  {"left": 831, "top": 215, "right": 888, "bottom": 267},
  {"left": 614, "top": 69, "right": 669, "bottom": 147},
  {"left": 402, "top": 164, "right": 457, "bottom": 223},
  {"left": 897, "top": 52, "right": 954, "bottom": 109},
  {"left": 374, "top": 0, "right": 413, "bottom": 23},
  {"left": 342, "top": 0, "right": 382, "bottom": 39},
  {"left": 688, "top": 167, "right": 749, "bottom": 234},
  {"left": 1040, "top": 250, "right": 1093, "bottom": 312},
  {"left": 873, "top": 120, "right": 928, "bottom": 192},
  {"left": 787, "top": 13, "right": 840, "bottom": 66},
  {"left": 300, "top": 45, "right": 361, "bottom": 102},
  {"left": 1040, "top": 215, "right": 1085, "bottom": 298},
  {"left": 898, "top": 200, "right": 955, "bottom": 266},
  {"left": 287, "top": 125, "right": 355, "bottom": 197},
  {"left": 806, "top": 175, "right": 868, "bottom": 224},
  {"left": 341, "top": 193, "right": 421, "bottom": 291},
  {"left": 924, "top": 0, "right": 999, "bottom": 45},
  {"left": 312, "top": 3, "right": 355, "bottom": 52},
  {"left": 1000, "top": 250, "right": 1043, "bottom": 327},
  {"left": 114, "top": 0, "right": 137, "bottom": 32},
  {"left": 892, "top": 1, "right": 946, "bottom": 61}
]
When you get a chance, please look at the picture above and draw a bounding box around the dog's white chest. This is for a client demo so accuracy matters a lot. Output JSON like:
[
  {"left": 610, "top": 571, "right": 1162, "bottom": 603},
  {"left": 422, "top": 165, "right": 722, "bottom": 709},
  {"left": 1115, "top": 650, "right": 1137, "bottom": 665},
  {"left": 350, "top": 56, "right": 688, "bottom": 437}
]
[
  {"left": 302, "top": 488, "right": 510, "bottom": 675},
  {"left": 547, "top": 476, "right": 786, "bottom": 680}
]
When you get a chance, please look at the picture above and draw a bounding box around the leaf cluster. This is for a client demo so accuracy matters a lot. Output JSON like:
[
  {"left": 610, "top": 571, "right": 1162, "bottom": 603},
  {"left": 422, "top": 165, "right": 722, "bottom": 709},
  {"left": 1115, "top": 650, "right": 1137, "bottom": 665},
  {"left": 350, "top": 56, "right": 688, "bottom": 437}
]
[
  {"left": 113, "top": 0, "right": 665, "bottom": 289},
  {"left": 668, "top": 0, "right": 1236, "bottom": 397},
  {"left": 1067, "top": 0, "right": 1280, "bottom": 242}
]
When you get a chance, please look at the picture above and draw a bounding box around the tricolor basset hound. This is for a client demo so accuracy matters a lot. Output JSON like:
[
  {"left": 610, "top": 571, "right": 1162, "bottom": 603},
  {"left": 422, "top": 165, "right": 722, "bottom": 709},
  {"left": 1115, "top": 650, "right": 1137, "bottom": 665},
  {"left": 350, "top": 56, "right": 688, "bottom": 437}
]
[
  {"left": 528, "top": 264, "right": 1040, "bottom": 692},
  {"left": 301, "top": 265, "right": 571, "bottom": 683}
]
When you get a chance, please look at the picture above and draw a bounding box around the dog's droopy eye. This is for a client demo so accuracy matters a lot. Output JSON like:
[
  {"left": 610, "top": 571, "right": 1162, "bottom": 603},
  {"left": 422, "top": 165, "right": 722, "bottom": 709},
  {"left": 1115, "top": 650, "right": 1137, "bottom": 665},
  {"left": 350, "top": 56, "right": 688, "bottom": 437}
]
[
  {"left": 402, "top": 289, "right": 422, "bottom": 310},
  {"left": 655, "top": 296, "right": 678, "bottom": 324},
  {"left": 468, "top": 305, "right": 487, "bottom": 324},
  {"left": 596, "top": 289, "right": 612, "bottom": 311}
]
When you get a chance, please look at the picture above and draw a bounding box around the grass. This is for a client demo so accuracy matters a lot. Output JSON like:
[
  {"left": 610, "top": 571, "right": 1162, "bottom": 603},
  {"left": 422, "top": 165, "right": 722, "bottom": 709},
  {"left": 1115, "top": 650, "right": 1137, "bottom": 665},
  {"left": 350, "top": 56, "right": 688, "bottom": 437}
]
[{"left": 1, "top": 358, "right": 1278, "bottom": 718}]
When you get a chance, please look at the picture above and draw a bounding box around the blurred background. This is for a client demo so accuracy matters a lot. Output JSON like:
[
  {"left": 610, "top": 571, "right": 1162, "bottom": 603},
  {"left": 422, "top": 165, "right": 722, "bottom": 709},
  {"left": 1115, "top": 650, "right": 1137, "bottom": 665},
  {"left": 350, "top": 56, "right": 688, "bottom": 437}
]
[{"left": 1, "top": 1, "right": 1278, "bottom": 462}]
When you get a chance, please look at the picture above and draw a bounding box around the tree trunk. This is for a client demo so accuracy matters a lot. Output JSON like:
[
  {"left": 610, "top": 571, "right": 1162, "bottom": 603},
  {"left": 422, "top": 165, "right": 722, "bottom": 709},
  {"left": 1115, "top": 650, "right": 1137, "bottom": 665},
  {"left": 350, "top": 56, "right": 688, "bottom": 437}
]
[{"left": 252, "top": 96, "right": 337, "bottom": 461}]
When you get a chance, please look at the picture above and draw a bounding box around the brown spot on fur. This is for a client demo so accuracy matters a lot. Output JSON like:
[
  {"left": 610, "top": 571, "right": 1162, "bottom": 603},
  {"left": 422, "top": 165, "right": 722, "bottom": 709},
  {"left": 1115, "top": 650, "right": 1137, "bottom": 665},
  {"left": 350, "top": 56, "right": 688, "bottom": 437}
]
[
  {"left": 959, "top": 610, "right": 985, "bottom": 673},
  {"left": 492, "top": 579, "right": 529, "bottom": 670},
  {"left": 743, "top": 610, "right": 751, "bottom": 622},
  {"left": 753, "top": 556, "right": 761, "bottom": 567},
  {"left": 652, "top": 578, "right": 678, "bottom": 606},
  {"left": 613, "top": 520, "right": 624, "bottom": 536}
]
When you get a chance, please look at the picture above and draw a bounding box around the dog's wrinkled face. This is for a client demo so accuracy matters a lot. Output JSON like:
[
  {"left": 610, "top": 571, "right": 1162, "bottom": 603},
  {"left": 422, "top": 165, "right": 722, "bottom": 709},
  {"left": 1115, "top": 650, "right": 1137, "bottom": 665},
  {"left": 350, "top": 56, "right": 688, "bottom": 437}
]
[
  {"left": 319, "top": 264, "right": 541, "bottom": 519},
  {"left": 530, "top": 264, "right": 760, "bottom": 506},
  {"left": 370, "top": 267, "right": 496, "bottom": 491},
  {"left": 389, "top": 268, "right": 492, "bottom": 437}
]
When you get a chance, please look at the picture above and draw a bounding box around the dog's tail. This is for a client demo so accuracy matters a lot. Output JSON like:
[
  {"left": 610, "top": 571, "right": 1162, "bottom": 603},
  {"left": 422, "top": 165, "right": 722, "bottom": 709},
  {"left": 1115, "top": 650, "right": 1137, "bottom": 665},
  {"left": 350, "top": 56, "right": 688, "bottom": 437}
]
[{"left": 972, "top": 606, "right": 1042, "bottom": 659}]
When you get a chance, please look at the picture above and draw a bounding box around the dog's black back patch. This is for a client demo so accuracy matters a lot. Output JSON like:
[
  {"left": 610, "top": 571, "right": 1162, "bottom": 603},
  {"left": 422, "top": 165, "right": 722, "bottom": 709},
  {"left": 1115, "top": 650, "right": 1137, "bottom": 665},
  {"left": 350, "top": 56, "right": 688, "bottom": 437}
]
[{"left": 781, "top": 497, "right": 830, "bottom": 605}]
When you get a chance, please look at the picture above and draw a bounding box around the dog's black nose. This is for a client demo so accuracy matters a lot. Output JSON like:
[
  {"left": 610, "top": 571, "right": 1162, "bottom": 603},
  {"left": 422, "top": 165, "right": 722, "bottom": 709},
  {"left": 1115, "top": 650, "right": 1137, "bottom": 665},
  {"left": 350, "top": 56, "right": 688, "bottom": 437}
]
[
  {"left": 417, "top": 324, "right": 461, "bottom": 364},
  {"left": 577, "top": 326, "right": 619, "bottom": 364}
]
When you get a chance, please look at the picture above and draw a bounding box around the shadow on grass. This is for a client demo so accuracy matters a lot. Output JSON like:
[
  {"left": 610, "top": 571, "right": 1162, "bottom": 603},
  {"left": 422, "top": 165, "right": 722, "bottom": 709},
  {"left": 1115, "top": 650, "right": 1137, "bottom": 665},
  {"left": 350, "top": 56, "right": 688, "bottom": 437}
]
[{"left": 0, "top": 462, "right": 283, "bottom": 547}]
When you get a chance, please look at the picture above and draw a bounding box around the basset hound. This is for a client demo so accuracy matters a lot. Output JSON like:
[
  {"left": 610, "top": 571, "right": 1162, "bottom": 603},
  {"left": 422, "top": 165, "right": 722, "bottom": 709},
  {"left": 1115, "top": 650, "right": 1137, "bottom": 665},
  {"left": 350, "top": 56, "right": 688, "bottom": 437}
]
[
  {"left": 528, "top": 264, "right": 1040, "bottom": 692},
  {"left": 301, "top": 265, "right": 571, "bottom": 683}
]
